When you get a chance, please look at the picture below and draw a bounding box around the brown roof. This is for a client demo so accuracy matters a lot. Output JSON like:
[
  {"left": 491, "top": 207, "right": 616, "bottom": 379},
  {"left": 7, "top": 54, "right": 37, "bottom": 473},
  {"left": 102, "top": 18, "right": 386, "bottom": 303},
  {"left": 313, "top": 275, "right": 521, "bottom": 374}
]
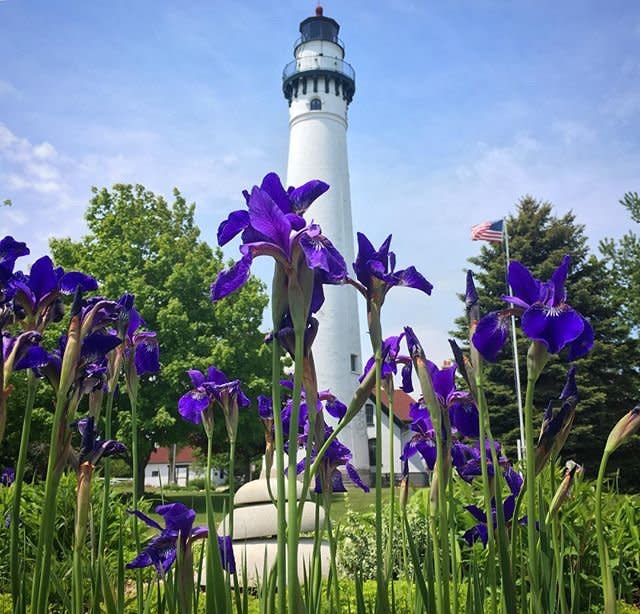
[
  {"left": 148, "top": 446, "right": 197, "bottom": 464},
  {"left": 373, "top": 389, "right": 415, "bottom": 422}
]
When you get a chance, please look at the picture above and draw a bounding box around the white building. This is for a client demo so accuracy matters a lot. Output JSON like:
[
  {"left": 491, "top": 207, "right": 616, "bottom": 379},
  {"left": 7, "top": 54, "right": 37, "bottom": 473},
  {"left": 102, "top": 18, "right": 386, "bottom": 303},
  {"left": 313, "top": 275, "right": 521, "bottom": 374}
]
[
  {"left": 364, "top": 389, "right": 429, "bottom": 486},
  {"left": 144, "top": 446, "right": 225, "bottom": 489},
  {"left": 283, "top": 6, "right": 369, "bottom": 479}
]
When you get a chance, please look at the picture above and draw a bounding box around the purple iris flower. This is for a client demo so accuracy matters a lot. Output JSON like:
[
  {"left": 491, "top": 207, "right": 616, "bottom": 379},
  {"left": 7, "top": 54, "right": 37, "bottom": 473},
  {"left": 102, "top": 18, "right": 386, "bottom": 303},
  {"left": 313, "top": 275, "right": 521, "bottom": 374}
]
[
  {"left": 9, "top": 256, "right": 97, "bottom": 331},
  {"left": 178, "top": 366, "right": 250, "bottom": 426},
  {"left": 360, "top": 333, "right": 409, "bottom": 383},
  {"left": 2, "top": 331, "right": 50, "bottom": 373},
  {"left": 211, "top": 173, "right": 346, "bottom": 302},
  {"left": 278, "top": 380, "right": 346, "bottom": 438},
  {"left": 1, "top": 467, "right": 15, "bottom": 486},
  {"left": 472, "top": 256, "right": 593, "bottom": 362},
  {"left": 351, "top": 233, "right": 433, "bottom": 303},
  {"left": 403, "top": 356, "right": 479, "bottom": 439},
  {"left": 464, "top": 494, "right": 518, "bottom": 546},
  {"left": 127, "top": 503, "right": 237, "bottom": 575},
  {"left": 0, "top": 236, "right": 29, "bottom": 285},
  {"left": 38, "top": 331, "right": 121, "bottom": 394},
  {"left": 116, "top": 293, "right": 160, "bottom": 376},
  {"left": 297, "top": 425, "right": 369, "bottom": 494},
  {"left": 257, "top": 395, "right": 273, "bottom": 420},
  {"left": 217, "top": 535, "right": 236, "bottom": 574},
  {"left": 456, "top": 442, "right": 523, "bottom": 502},
  {"left": 75, "top": 415, "right": 126, "bottom": 465},
  {"left": 463, "top": 457, "right": 523, "bottom": 546},
  {"left": 535, "top": 367, "right": 578, "bottom": 475}
]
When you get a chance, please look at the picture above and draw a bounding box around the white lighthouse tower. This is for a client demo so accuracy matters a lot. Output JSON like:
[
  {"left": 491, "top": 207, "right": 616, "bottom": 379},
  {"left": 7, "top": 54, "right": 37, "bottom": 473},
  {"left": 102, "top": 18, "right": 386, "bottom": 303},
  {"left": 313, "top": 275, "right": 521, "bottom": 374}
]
[{"left": 283, "top": 7, "right": 368, "bottom": 478}]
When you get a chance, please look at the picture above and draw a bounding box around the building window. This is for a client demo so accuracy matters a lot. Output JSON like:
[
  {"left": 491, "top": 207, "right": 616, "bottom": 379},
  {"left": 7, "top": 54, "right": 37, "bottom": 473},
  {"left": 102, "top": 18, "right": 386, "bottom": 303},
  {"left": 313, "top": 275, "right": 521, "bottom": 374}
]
[
  {"left": 151, "top": 470, "right": 159, "bottom": 477},
  {"left": 310, "top": 98, "right": 322, "bottom": 110},
  {"left": 365, "top": 403, "right": 374, "bottom": 427},
  {"left": 368, "top": 438, "right": 376, "bottom": 467},
  {"left": 350, "top": 353, "right": 359, "bottom": 372}
]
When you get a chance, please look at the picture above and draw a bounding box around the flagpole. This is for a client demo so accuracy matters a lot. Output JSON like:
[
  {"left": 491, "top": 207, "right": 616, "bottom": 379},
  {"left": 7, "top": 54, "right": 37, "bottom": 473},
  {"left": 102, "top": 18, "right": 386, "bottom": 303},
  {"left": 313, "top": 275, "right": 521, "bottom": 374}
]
[{"left": 503, "top": 218, "right": 526, "bottom": 463}]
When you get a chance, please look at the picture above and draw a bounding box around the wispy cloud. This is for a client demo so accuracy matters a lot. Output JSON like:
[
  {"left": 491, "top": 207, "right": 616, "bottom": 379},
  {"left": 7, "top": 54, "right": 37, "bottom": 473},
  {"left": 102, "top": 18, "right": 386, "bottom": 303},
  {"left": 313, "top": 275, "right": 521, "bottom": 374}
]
[
  {"left": 0, "top": 79, "right": 18, "bottom": 98},
  {"left": 0, "top": 123, "right": 65, "bottom": 196}
]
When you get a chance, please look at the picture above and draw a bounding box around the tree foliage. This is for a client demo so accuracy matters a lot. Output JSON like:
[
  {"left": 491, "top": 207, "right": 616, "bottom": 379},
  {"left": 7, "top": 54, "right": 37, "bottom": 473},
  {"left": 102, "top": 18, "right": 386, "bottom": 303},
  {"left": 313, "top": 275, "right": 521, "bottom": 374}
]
[
  {"left": 454, "top": 196, "right": 640, "bottom": 489},
  {"left": 600, "top": 192, "right": 640, "bottom": 334},
  {"left": 49, "top": 184, "right": 271, "bottom": 484}
]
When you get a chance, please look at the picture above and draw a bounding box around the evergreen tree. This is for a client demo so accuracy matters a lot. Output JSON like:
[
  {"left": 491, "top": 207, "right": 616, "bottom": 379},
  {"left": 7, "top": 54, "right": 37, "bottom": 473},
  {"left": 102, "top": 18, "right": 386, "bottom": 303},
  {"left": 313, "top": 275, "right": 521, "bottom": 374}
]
[
  {"left": 454, "top": 196, "right": 640, "bottom": 489},
  {"left": 600, "top": 192, "right": 640, "bottom": 334}
]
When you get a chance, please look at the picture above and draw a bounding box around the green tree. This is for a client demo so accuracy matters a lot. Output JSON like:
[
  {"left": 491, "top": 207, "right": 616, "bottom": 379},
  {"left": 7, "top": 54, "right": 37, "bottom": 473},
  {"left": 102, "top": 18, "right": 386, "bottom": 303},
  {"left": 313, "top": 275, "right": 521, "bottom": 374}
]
[
  {"left": 49, "top": 184, "right": 271, "bottom": 491},
  {"left": 600, "top": 192, "right": 640, "bottom": 334},
  {"left": 454, "top": 196, "right": 640, "bottom": 489}
]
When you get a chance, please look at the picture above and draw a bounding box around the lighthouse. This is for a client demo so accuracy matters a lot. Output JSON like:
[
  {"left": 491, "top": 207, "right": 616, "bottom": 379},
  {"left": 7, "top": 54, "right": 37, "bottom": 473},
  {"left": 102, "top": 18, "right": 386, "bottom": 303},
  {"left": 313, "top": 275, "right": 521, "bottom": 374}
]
[{"left": 283, "top": 7, "right": 369, "bottom": 479}]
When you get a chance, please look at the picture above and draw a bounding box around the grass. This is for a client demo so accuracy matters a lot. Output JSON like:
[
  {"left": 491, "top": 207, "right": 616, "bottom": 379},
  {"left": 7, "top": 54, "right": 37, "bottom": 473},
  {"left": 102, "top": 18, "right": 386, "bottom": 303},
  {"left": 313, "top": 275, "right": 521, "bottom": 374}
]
[{"left": 128, "top": 485, "right": 402, "bottom": 526}]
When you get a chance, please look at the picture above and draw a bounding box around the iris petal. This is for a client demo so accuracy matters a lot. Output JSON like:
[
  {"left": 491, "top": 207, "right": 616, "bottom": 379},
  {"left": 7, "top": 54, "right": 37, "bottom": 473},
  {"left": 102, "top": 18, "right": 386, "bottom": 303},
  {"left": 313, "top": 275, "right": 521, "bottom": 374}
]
[
  {"left": 29, "top": 256, "right": 58, "bottom": 303},
  {"left": 472, "top": 312, "right": 509, "bottom": 362},
  {"left": 567, "top": 317, "right": 594, "bottom": 360},
  {"left": 217, "top": 210, "right": 250, "bottom": 246},
  {"left": 60, "top": 271, "right": 98, "bottom": 294},
  {"left": 289, "top": 179, "right": 329, "bottom": 213},
  {"left": 178, "top": 390, "right": 209, "bottom": 424},
  {"left": 521, "top": 305, "right": 584, "bottom": 354},
  {"left": 508, "top": 260, "right": 540, "bottom": 307},
  {"left": 393, "top": 266, "right": 434, "bottom": 295},
  {"left": 247, "top": 186, "right": 292, "bottom": 253},
  {"left": 346, "top": 463, "right": 370, "bottom": 492},
  {"left": 210, "top": 254, "right": 253, "bottom": 302}
]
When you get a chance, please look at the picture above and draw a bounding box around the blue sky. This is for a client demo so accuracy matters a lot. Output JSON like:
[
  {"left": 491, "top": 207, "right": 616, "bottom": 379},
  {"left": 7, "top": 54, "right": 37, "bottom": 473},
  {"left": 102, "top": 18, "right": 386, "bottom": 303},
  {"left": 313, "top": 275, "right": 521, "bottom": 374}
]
[{"left": 1, "top": 0, "right": 638, "bottom": 363}]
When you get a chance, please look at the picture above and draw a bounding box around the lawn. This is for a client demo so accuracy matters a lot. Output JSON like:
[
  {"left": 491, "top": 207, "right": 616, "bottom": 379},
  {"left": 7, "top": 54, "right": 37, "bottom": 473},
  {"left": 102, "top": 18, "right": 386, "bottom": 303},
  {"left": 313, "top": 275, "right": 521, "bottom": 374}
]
[{"left": 122, "top": 484, "right": 404, "bottom": 526}]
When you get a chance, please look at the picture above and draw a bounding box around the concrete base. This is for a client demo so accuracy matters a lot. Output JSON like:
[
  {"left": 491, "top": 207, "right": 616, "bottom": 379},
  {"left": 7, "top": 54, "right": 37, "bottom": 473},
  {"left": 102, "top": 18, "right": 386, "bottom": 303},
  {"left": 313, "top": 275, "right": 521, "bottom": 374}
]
[
  {"left": 200, "top": 538, "right": 331, "bottom": 586},
  {"left": 234, "top": 478, "right": 305, "bottom": 506},
  {"left": 218, "top": 502, "right": 325, "bottom": 539}
]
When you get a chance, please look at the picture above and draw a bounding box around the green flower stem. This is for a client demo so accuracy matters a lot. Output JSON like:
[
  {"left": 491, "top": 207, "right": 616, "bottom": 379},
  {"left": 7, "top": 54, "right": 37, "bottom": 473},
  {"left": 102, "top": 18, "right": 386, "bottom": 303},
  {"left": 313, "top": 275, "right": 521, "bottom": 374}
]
[
  {"left": 286, "top": 328, "right": 305, "bottom": 613},
  {"left": 296, "top": 360, "right": 318, "bottom": 525},
  {"left": 433, "top": 418, "right": 451, "bottom": 614},
  {"left": 91, "top": 388, "right": 115, "bottom": 614},
  {"left": 385, "top": 382, "right": 395, "bottom": 581},
  {"left": 300, "top": 367, "right": 376, "bottom": 503},
  {"left": 72, "top": 464, "right": 93, "bottom": 614},
  {"left": 524, "top": 374, "right": 540, "bottom": 612},
  {"left": 10, "top": 370, "right": 38, "bottom": 613},
  {"left": 595, "top": 450, "right": 617, "bottom": 614},
  {"left": 32, "top": 308, "right": 82, "bottom": 614},
  {"left": 97, "top": 387, "right": 117, "bottom": 558},
  {"left": 413, "top": 353, "right": 450, "bottom": 614},
  {"left": 228, "top": 437, "right": 243, "bottom": 613},
  {"left": 32, "top": 399, "right": 79, "bottom": 614},
  {"left": 428, "top": 502, "right": 444, "bottom": 614},
  {"left": 448, "top": 479, "right": 459, "bottom": 614},
  {"left": 374, "top": 349, "right": 390, "bottom": 613},
  {"left": 204, "top": 431, "right": 225, "bottom": 614},
  {"left": 129, "top": 386, "right": 144, "bottom": 614},
  {"left": 474, "top": 372, "right": 498, "bottom": 614},
  {"left": 549, "top": 466, "right": 568, "bottom": 614},
  {"left": 323, "top": 489, "right": 341, "bottom": 611},
  {"left": 477, "top": 365, "right": 516, "bottom": 613},
  {"left": 227, "top": 438, "right": 236, "bottom": 543},
  {"left": 205, "top": 433, "right": 215, "bottom": 613},
  {"left": 271, "top": 337, "right": 287, "bottom": 614}
]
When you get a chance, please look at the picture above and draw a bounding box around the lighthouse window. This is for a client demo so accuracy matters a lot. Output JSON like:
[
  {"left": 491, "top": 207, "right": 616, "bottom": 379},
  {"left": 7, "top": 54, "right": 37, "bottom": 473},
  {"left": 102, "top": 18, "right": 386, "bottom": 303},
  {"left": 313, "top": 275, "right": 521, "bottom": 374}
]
[
  {"left": 350, "top": 353, "right": 359, "bottom": 372},
  {"left": 365, "top": 403, "right": 374, "bottom": 427},
  {"left": 310, "top": 98, "right": 322, "bottom": 111}
]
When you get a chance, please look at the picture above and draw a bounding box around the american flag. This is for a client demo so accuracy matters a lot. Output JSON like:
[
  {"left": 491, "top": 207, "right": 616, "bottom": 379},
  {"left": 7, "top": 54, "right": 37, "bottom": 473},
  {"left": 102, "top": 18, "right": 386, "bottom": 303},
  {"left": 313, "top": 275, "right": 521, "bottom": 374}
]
[{"left": 471, "top": 219, "right": 504, "bottom": 243}]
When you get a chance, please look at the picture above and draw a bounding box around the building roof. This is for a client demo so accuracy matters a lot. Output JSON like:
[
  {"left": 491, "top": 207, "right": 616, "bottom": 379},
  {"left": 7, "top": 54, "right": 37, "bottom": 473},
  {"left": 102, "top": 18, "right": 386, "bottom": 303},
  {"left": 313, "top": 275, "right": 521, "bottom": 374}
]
[
  {"left": 373, "top": 389, "right": 415, "bottom": 422},
  {"left": 148, "top": 446, "right": 197, "bottom": 464}
]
